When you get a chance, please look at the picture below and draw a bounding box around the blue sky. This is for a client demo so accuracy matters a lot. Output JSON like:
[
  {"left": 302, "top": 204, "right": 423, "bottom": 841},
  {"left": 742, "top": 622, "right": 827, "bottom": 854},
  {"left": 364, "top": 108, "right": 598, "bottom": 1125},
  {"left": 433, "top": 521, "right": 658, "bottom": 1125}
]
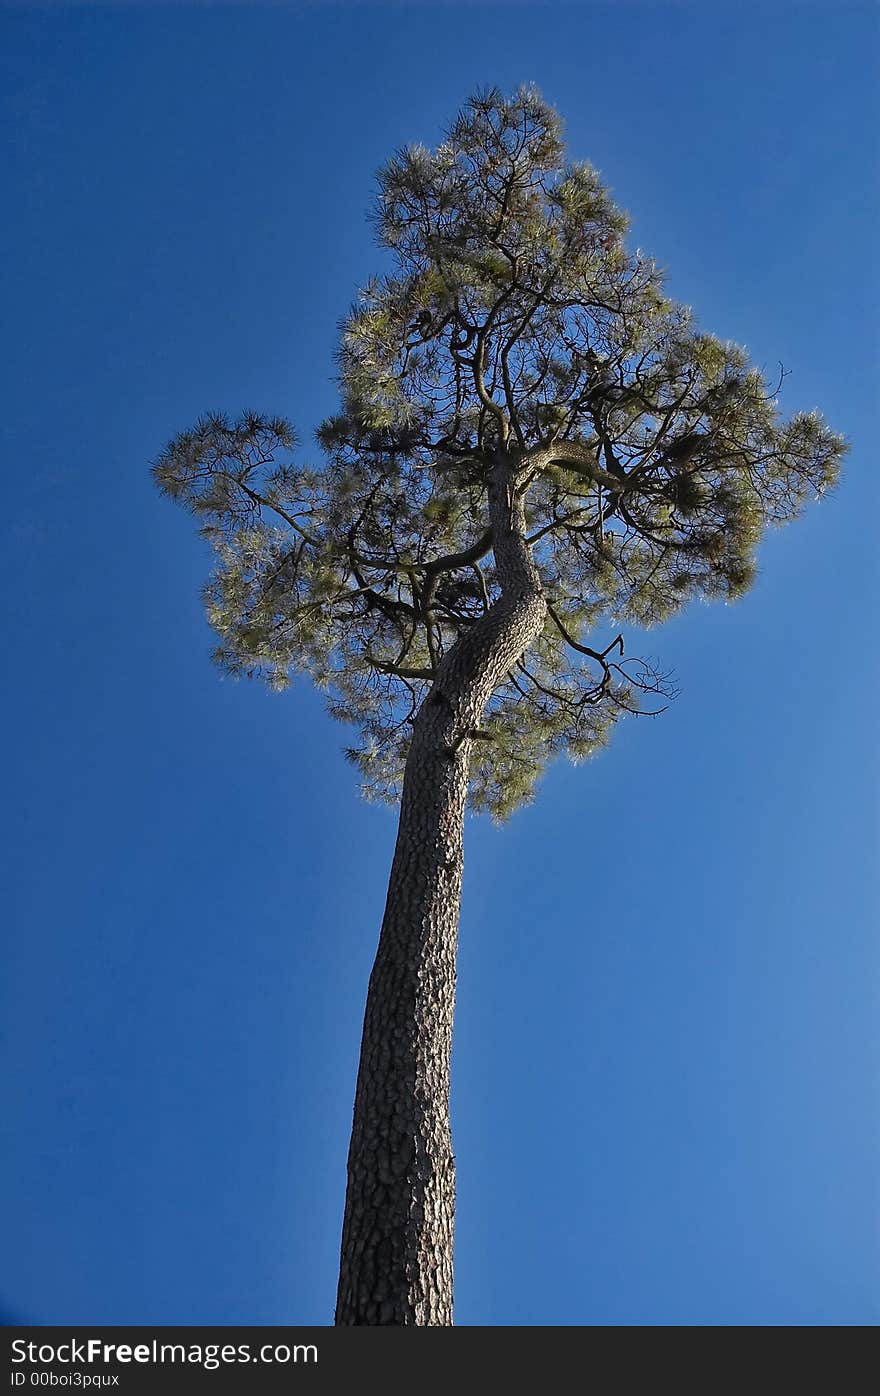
[{"left": 1, "top": 3, "right": 877, "bottom": 1326}]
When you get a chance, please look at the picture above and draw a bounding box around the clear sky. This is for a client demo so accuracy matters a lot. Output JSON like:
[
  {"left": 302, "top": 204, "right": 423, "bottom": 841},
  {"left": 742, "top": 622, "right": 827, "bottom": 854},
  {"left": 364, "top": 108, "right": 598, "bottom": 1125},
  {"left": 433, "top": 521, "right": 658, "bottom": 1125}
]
[{"left": 1, "top": 3, "right": 877, "bottom": 1327}]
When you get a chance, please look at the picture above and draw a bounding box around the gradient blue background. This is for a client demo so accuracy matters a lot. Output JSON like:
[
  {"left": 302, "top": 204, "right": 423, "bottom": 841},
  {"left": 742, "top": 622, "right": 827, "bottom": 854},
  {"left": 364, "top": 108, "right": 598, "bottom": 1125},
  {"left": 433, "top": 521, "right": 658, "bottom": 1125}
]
[{"left": 1, "top": 3, "right": 877, "bottom": 1326}]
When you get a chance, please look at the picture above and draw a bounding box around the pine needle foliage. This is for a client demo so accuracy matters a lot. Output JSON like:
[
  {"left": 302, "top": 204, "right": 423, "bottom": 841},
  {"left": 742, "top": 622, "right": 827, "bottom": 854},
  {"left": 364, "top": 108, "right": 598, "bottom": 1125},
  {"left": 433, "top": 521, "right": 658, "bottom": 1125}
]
[{"left": 153, "top": 87, "right": 845, "bottom": 820}]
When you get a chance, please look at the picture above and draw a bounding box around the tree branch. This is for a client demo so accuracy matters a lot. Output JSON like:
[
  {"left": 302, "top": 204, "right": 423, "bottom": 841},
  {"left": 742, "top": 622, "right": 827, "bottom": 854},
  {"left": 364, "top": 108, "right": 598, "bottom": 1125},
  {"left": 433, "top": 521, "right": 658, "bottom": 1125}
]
[
  {"left": 519, "top": 441, "right": 625, "bottom": 493},
  {"left": 422, "top": 529, "right": 494, "bottom": 578},
  {"left": 546, "top": 601, "right": 624, "bottom": 667},
  {"left": 369, "top": 659, "right": 435, "bottom": 681}
]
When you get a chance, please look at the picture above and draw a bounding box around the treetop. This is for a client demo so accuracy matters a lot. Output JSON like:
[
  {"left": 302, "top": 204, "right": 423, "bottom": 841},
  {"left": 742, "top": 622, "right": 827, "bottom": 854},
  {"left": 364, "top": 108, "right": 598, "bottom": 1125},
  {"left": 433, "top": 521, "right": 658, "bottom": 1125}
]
[{"left": 153, "top": 86, "right": 846, "bottom": 819}]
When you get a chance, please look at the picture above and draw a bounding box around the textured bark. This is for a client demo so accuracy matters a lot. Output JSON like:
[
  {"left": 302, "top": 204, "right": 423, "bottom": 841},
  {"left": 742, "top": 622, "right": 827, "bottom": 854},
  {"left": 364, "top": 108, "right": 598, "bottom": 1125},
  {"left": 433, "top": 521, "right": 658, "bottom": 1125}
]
[{"left": 335, "top": 456, "right": 547, "bottom": 1325}]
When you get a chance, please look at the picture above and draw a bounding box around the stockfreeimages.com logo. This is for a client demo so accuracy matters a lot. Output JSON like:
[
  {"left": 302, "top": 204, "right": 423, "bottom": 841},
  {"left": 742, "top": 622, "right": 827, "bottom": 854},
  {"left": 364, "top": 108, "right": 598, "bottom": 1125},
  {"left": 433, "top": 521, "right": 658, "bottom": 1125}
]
[{"left": 11, "top": 1338, "right": 318, "bottom": 1376}]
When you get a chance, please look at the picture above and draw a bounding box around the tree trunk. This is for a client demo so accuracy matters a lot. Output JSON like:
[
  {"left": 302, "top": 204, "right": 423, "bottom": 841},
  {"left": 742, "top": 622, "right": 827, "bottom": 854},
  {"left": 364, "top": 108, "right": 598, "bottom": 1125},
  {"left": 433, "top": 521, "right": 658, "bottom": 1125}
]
[{"left": 335, "top": 456, "right": 546, "bottom": 1325}]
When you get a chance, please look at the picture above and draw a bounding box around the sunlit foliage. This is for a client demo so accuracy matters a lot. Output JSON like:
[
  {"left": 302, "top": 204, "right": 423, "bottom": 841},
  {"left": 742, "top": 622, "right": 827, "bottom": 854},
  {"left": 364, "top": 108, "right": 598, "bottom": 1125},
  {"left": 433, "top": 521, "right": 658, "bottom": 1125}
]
[{"left": 154, "top": 88, "right": 845, "bottom": 818}]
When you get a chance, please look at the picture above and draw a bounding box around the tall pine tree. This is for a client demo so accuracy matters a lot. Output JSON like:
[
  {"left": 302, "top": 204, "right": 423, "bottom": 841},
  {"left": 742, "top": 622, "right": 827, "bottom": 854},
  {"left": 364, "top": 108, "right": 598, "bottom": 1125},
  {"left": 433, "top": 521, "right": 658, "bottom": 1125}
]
[{"left": 153, "top": 88, "right": 846, "bottom": 1325}]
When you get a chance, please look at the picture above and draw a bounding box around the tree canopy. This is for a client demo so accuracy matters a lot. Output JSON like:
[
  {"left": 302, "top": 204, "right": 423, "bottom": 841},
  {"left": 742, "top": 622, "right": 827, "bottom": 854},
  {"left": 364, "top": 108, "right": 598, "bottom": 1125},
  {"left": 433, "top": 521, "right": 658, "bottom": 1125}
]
[{"left": 154, "top": 86, "right": 845, "bottom": 819}]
